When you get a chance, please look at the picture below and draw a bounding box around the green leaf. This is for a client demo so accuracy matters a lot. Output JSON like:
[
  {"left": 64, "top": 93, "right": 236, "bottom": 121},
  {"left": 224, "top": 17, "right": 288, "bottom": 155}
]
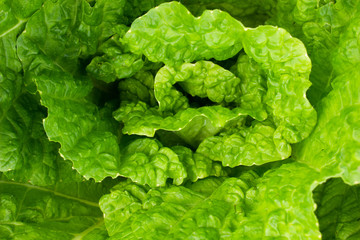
[
  {"left": 0, "top": 0, "right": 43, "bottom": 167},
  {"left": 267, "top": 0, "right": 360, "bottom": 105},
  {"left": 231, "top": 54, "right": 268, "bottom": 121},
  {"left": 34, "top": 72, "right": 121, "bottom": 181},
  {"left": 196, "top": 120, "right": 291, "bottom": 167},
  {"left": 114, "top": 101, "right": 248, "bottom": 147},
  {"left": 119, "top": 138, "right": 187, "bottom": 187},
  {"left": 123, "top": 1, "right": 245, "bottom": 66},
  {"left": 99, "top": 162, "right": 322, "bottom": 239},
  {"left": 0, "top": 177, "right": 115, "bottom": 240},
  {"left": 122, "top": 2, "right": 316, "bottom": 164},
  {"left": 154, "top": 61, "right": 242, "bottom": 113},
  {"left": 122, "top": 0, "right": 170, "bottom": 24},
  {"left": 116, "top": 138, "right": 226, "bottom": 187},
  {"left": 313, "top": 178, "right": 360, "bottom": 240},
  {"left": 242, "top": 25, "right": 316, "bottom": 144},
  {"left": 99, "top": 177, "right": 250, "bottom": 239},
  {"left": 233, "top": 162, "right": 321, "bottom": 239},
  {"left": 172, "top": 146, "right": 227, "bottom": 182},
  {"left": 86, "top": 27, "right": 145, "bottom": 83},
  {"left": 0, "top": 92, "right": 82, "bottom": 186},
  {"left": 294, "top": 18, "right": 360, "bottom": 185},
  {"left": 118, "top": 71, "right": 157, "bottom": 106},
  {"left": 16, "top": 0, "right": 127, "bottom": 181}
]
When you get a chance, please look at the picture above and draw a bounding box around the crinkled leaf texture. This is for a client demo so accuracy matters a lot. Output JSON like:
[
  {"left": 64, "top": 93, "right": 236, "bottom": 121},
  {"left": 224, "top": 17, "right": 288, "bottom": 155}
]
[
  {"left": 100, "top": 162, "right": 322, "bottom": 239},
  {"left": 196, "top": 120, "right": 291, "bottom": 167},
  {"left": 118, "top": 138, "right": 226, "bottom": 188},
  {"left": 266, "top": 0, "right": 360, "bottom": 105},
  {"left": 154, "top": 61, "right": 243, "bottom": 113},
  {"left": 114, "top": 102, "right": 248, "bottom": 147},
  {"left": 0, "top": 176, "right": 116, "bottom": 240},
  {"left": 14, "top": 0, "right": 227, "bottom": 187},
  {"left": 117, "top": 1, "right": 316, "bottom": 167},
  {"left": 123, "top": 2, "right": 245, "bottom": 66}
]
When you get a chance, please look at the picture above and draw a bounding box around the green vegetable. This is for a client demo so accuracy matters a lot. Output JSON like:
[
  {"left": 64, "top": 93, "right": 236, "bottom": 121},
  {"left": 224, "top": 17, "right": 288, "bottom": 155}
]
[{"left": 1, "top": 0, "right": 359, "bottom": 239}]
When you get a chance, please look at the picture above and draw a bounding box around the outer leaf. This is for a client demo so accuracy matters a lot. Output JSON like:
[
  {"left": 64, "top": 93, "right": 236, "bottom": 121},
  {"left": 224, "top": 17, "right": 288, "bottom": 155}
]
[
  {"left": 34, "top": 72, "right": 121, "bottom": 181},
  {"left": 16, "top": 0, "right": 126, "bottom": 181},
  {"left": 99, "top": 177, "right": 250, "bottom": 239},
  {"left": 0, "top": 92, "right": 83, "bottom": 186},
  {"left": 155, "top": 61, "right": 242, "bottom": 113},
  {"left": 122, "top": 0, "right": 170, "bottom": 24},
  {"left": 0, "top": 177, "right": 115, "bottom": 240},
  {"left": 294, "top": 18, "right": 360, "bottom": 185},
  {"left": 0, "top": 0, "right": 44, "bottom": 170},
  {"left": 234, "top": 162, "right": 321, "bottom": 239},
  {"left": 123, "top": 1, "right": 245, "bottom": 66},
  {"left": 196, "top": 120, "right": 291, "bottom": 167},
  {"left": 313, "top": 178, "right": 360, "bottom": 240},
  {"left": 0, "top": 0, "right": 82, "bottom": 186},
  {"left": 114, "top": 101, "right": 248, "bottom": 147},
  {"left": 99, "top": 162, "right": 322, "bottom": 239}
]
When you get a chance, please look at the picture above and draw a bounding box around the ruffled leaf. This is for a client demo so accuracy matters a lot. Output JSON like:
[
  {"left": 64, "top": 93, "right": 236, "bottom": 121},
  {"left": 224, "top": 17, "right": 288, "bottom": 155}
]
[
  {"left": 123, "top": 1, "right": 245, "bottom": 66},
  {"left": 0, "top": 176, "right": 115, "bottom": 240},
  {"left": 99, "top": 162, "right": 322, "bottom": 239},
  {"left": 155, "top": 61, "right": 242, "bottom": 113},
  {"left": 196, "top": 120, "right": 291, "bottom": 167},
  {"left": 114, "top": 101, "right": 248, "bottom": 147}
]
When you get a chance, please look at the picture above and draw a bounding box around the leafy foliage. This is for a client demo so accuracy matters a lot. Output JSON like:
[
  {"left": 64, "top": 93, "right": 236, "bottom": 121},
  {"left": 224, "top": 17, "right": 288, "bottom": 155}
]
[{"left": 0, "top": 0, "right": 359, "bottom": 239}]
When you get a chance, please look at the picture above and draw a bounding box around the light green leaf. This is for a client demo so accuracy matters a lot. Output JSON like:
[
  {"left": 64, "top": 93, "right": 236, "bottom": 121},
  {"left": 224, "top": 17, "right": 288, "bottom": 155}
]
[
  {"left": 196, "top": 120, "right": 291, "bottom": 167},
  {"left": 123, "top": 1, "right": 245, "bottom": 66},
  {"left": 100, "top": 162, "right": 322, "bottom": 239},
  {"left": 313, "top": 178, "right": 360, "bottom": 240},
  {"left": 231, "top": 54, "right": 268, "bottom": 121},
  {"left": 119, "top": 138, "right": 187, "bottom": 187},
  {"left": 155, "top": 61, "right": 242, "bottom": 113},
  {"left": 114, "top": 101, "right": 248, "bottom": 147},
  {"left": 99, "top": 177, "right": 250, "bottom": 239},
  {"left": 121, "top": 2, "right": 316, "bottom": 168},
  {"left": 0, "top": 177, "right": 115, "bottom": 240},
  {"left": 234, "top": 162, "right": 321, "bottom": 239},
  {"left": 172, "top": 146, "right": 227, "bottom": 182},
  {"left": 243, "top": 25, "right": 317, "bottom": 143}
]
